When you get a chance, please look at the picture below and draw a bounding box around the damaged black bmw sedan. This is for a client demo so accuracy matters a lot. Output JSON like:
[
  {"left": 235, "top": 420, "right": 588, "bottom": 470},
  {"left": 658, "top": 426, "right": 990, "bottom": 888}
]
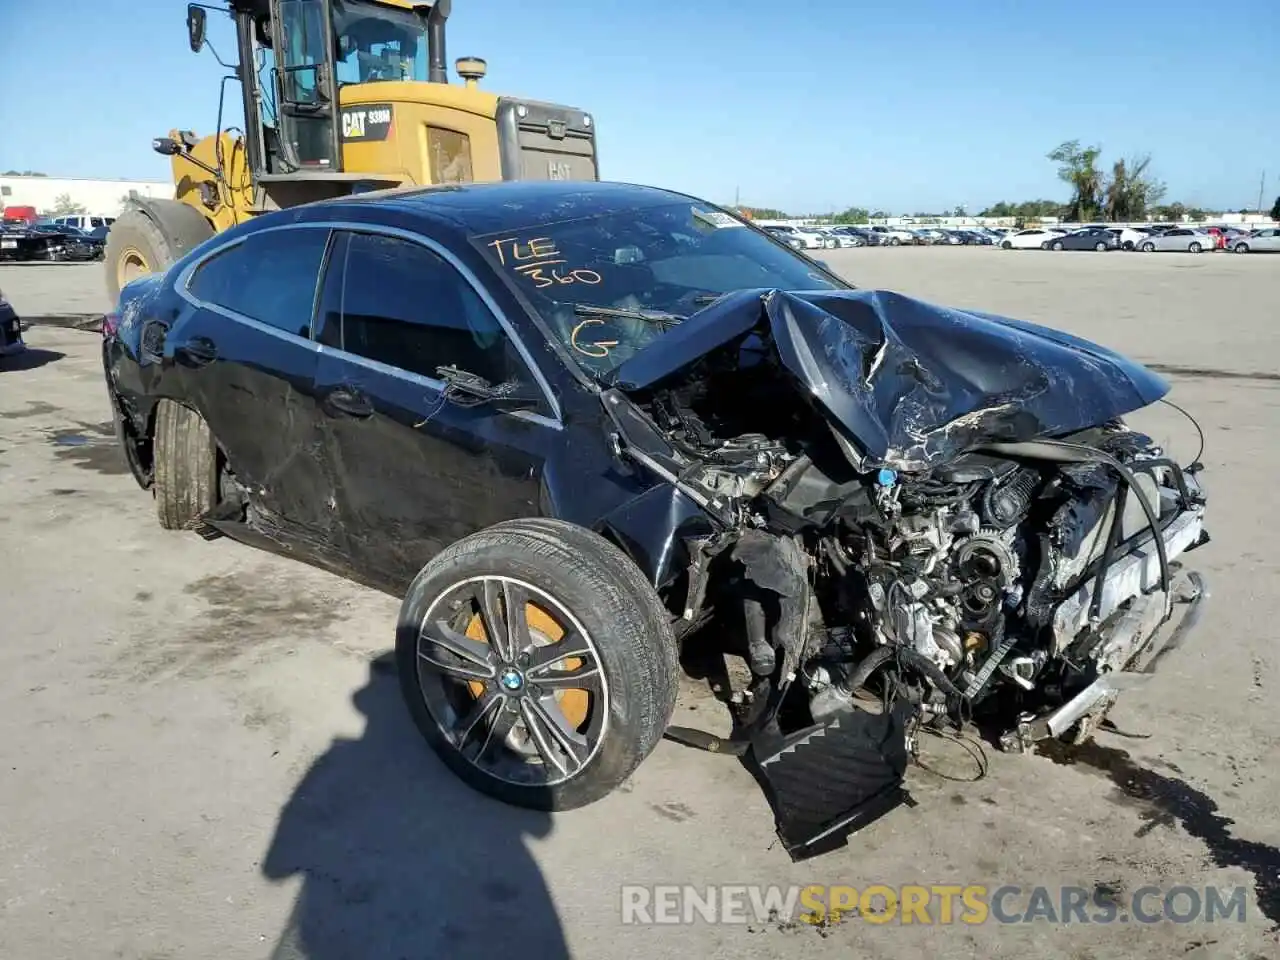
[{"left": 102, "top": 181, "right": 1209, "bottom": 856}]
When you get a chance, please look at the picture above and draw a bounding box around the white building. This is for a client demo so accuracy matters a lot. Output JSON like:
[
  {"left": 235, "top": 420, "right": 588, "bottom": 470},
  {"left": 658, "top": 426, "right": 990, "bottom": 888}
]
[{"left": 0, "top": 175, "right": 174, "bottom": 218}]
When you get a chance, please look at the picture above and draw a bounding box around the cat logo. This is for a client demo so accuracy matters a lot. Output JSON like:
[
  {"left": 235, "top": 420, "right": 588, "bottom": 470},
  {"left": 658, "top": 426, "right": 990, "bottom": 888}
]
[{"left": 340, "top": 104, "right": 393, "bottom": 142}]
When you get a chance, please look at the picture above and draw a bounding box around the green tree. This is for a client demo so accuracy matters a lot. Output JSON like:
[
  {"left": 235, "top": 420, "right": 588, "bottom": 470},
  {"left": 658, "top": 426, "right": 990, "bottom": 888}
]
[
  {"left": 952, "top": 205, "right": 968, "bottom": 218},
  {"left": 1185, "top": 208, "right": 1207, "bottom": 222},
  {"left": 49, "top": 193, "right": 86, "bottom": 215},
  {"left": 1104, "top": 154, "right": 1165, "bottom": 221},
  {"left": 2, "top": 170, "right": 47, "bottom": 176},
  {"left": 1270, "top": 196, "right": 1280, "bottom": 222},
  {"left": 1152, "top": 202, "right": 1187, "bottom": 222},
  {"left": 870, "top": 210, "right": 888, "bottom": 219},
  {"left": 1048, "top": 140, "right": 1104, "bottom": 221},
  {"left": 832, "top": 206, "right": 870, "bottom": 224}
]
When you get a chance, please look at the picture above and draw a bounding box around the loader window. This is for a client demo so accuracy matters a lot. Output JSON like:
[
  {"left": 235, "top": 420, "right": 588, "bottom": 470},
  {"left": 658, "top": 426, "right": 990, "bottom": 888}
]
[{"left": 332, "top": 0, "right": 428, "bottom": 85}]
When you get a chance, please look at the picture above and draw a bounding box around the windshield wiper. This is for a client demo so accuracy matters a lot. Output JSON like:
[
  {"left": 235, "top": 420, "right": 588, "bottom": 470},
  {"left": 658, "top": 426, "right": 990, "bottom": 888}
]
[{"left": 572, "top": 303, "right": 686, "bottom": 325}]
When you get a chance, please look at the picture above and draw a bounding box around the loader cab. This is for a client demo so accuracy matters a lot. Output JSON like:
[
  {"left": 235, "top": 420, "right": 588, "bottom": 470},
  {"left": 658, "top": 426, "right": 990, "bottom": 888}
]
[{"left": 220, "top": 0, "right": 598, "bottom": 206}]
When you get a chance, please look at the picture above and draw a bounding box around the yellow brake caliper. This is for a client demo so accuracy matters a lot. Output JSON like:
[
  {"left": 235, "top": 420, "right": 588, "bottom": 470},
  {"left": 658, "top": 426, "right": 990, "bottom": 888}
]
[{"left": 464, "top": 602, "right": 589, "bottom": 729}]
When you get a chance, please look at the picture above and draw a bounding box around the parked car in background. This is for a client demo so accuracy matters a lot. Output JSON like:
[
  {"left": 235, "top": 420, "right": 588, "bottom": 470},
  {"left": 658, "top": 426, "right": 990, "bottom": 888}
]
[
  {"left": 1046, "top": 228, "right": 1121, "bottom": 252},
  {"left": 933, "top": 230, "right": 964, "bottom": 245},
  {"left": 820, "top": 228, "right": 860, "bottom": 249},
  {"left": 0, "top": 286, "right": 24, "bottom": 358},
  {"left": 761, "top": 225, "right": 807, "bottom": 251},
  {"left": 1230, "top": 228, "right": 1280, "bottom": 253},
  {"left": 50, "top": 214, "right": 116, "bottom": 233},
  {"left": 1105, "top": 227, "right": 1146, "bottom": 251},
  {"left": 845, "top": 227, "right": 885, "bottom": 246},
  {"left": 1141, "top": 227, "right": 1208, "bottom": 253},
  {"left": 828, "top": 227, "right": 866, "bottom": 247},
  {"left": 1138, "top": 228, "right": 1214, "bottom": 253},
  {"left": 29, "top": 223, "right": 106, "bottom": 261},
  {"left": 1001, "top": 228, "right": 1062, "bottom": 249},
  {"left": 961, "top": 230, "right": 995, "bottom": 245},
  {"left": 869, "top": 225, "right": 917, "bottom": 246},
  {"left": 913, "top": 228, "right": 947, "bottom": 244}
]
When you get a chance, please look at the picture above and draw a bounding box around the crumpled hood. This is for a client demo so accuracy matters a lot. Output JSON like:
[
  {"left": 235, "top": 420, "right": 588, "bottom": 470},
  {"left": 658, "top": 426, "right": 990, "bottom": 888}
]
[{"left": 606, "top": 288, "right": 1170, "bottom": 471}]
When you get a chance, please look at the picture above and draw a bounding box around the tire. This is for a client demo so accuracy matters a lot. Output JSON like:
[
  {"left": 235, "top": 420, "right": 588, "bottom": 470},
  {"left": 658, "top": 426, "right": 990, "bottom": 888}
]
[
  {"left": 1141, "top": 241, "right": 1155, "bottom": 253},
  {"left": 396, "top": 517, "right": 679, "bottom": 811},
  {"left": 1095, "top": 242, "right": 1107, "bottom": 252},
  {"left": 889, "top": 237, "right": 901, "bottom": 246},
  {"left": 1051, "top": 240, "right": 1064, "bottom": 251},
  {"left": 1188, "top": 242, "right": 1202, "bottom": 253},
  {"left": 1235, "top": 243, "right": 1250, "bottom": 254},
  {"left": 152, "top": 399, "right": 218, "bottom": 530},
  {"left": 104, "top": 203, "right": 214, "bottom": 304},
  {"left": 1123, "top": 241, "right": 1134, "bottom": 251},
  {"left": 1001, "top": 240, "right": 1012, "bottom": 249}
]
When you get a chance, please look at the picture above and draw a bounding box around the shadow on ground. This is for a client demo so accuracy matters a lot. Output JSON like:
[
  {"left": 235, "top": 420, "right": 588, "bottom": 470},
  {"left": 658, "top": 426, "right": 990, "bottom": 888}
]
[
  {"left": 262, "top": 653, "right": 567, "bottom": 960},
  {"left": 1, "top": 348, "right": 65, "bottom": 371}
]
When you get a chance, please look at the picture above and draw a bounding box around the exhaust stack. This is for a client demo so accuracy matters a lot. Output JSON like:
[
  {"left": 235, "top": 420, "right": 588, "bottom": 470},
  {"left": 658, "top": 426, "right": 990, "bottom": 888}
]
[{"left": 427, "top": 0, "right": 451, "bottom": 83}]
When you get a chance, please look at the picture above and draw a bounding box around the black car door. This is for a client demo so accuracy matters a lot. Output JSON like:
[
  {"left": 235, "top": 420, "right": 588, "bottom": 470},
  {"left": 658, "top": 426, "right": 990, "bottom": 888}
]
[
  {"left": 311, "top": 228, "right": 556, "bottom": 589},
  {"left": 174, "top": 225, "right": 342, "bottom": 551}
]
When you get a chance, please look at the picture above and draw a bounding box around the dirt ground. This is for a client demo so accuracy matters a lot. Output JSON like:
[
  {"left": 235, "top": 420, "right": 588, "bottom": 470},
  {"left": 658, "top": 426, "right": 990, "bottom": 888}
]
[{"left": 1, "top": 248, "right": 1277, "bottom": 960}]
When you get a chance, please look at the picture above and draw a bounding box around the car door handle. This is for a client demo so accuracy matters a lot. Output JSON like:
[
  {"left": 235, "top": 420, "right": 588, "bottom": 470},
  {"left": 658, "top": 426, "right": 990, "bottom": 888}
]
[
  {"left": 176, "top": 336, "right": 218, "bottom": 367},
  {"left": 322, "top": 386, "right": 374, "bottom": 419}
]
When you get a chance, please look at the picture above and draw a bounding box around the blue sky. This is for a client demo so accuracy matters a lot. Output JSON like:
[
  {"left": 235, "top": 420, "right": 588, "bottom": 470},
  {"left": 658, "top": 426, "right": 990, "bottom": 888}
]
[{"left": 1, "top": 0, "right": 1275, "bottom": 213}]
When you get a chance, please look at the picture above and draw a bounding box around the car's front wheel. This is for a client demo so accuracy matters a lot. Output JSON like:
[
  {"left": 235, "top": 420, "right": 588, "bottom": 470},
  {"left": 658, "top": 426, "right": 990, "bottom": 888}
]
[
  {"left": 1051, "top": 240, "right": 1064, "bottom": 251},
  {"left": 1141, "top": 241, "right": 1156, "bottom": 252},
  {"left": 1234, "top": 243, "right": 1250, "bottom": 254},
  {"left": 397, "top": 518, "right": 679, "bottom": 811},
  {"left": 1001, "top": 240, "right": 1012, "bottom": 249}
]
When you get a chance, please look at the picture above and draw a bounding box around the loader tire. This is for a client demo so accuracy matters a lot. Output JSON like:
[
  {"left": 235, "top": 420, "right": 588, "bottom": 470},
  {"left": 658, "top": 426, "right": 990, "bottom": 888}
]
[
  {"left": 104, "top": 204, "right": 214, "bottom": 303},
  {"left": 153, "top": 400, "right": 217, "bottom": 531}
]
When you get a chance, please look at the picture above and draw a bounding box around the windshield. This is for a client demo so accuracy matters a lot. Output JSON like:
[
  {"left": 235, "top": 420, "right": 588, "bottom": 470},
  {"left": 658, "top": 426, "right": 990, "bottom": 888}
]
[
  {"left": 333, "top": 0, "right": 428, "bottom": 84},
  {"left": 477, "top": 201, "right": 848, "bottom": 376}
]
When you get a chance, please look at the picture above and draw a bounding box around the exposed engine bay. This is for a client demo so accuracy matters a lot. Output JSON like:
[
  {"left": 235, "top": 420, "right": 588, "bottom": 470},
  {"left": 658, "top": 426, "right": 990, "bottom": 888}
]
[{"left": 602, "top": 288, "right": 1210, "bottom": 859}]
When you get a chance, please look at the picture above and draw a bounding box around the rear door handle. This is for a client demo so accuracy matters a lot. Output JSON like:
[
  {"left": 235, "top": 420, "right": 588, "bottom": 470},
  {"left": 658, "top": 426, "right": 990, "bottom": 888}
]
[
  {"left": 176, "top": 336, "right": 218, "bottom": 367},
  {"left": 323, "top": 386, "right": 374, "bottom": 419}
]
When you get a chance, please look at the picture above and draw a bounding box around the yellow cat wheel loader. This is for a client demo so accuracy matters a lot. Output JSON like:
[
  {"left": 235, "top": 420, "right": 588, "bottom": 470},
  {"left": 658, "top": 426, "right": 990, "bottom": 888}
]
[{"left": 105, "top": 0, "right": 600, "bottom": 301}]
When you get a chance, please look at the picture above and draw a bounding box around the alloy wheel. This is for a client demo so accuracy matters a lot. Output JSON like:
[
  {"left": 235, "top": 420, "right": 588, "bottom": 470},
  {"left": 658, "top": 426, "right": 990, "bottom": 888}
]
[{"left": 415, "top": 575, "right": 607, "bottom": 786}]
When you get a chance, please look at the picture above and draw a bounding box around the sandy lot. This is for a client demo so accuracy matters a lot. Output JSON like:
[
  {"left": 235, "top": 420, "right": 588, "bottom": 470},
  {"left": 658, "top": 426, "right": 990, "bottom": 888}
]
[{"left": 1, "top": 249, "right": 1278, "bottom": 960}]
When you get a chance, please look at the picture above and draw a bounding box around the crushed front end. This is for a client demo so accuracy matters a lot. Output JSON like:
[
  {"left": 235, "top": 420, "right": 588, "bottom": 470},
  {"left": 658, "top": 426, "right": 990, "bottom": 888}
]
[{"left": 600, "top": 288, "right": 1211, "bottom": 859}]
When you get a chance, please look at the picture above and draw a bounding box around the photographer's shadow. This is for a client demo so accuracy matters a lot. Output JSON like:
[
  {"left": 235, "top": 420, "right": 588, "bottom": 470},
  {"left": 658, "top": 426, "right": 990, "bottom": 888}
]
[{"left": 262, "top": 653, "right": 567, "bottom": 960}]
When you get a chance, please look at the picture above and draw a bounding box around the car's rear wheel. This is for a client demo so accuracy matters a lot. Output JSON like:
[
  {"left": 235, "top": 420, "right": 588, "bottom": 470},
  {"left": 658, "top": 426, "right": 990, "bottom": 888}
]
[
  {"left": 397, "top": 517, "right": 678, "bottom": 811},
  {"left": 1235, "top": 243, "right": 1250, "bottom": 254},
  {"left": 1094, "top": 241, "right": 1107, "bottom": 252},
  {"left": 1189, "top": 242, "right": 1202, "bottom": 253},
  {"left": 1123, "top": 241, "right": 1135, "bottom": 250},
  {"left": 152, "top": 400, "right": 218, "bottom": 530},
  {"left": 1141, "top": 241, "right": 1156, "bottom": 252},
  {"left": 889, "top": 237, "right": 901, "bottom": 246}
]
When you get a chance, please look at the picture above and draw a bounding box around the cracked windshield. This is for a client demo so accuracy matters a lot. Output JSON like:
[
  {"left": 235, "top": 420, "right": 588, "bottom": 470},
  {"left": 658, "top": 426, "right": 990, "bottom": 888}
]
[{"left": 478, "top": 202, "right": 846, "bottom": 374}]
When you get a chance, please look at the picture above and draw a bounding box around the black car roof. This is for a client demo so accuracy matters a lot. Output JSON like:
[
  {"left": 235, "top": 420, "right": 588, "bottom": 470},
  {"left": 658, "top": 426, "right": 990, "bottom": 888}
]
[{"left": 306, "top": 180, "right": 702, "bottom": 237}]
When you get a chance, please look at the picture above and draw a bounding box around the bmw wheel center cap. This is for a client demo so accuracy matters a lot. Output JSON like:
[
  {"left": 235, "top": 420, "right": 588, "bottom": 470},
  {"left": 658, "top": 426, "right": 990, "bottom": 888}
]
[{"left": 499, "top": 668, "right": 524, "bottom": 693}]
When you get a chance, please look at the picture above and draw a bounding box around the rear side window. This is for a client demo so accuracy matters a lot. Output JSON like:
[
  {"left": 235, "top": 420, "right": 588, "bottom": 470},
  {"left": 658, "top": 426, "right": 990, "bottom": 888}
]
[
  {"left": 317, "top": 230, "right": 515, "bottom": 385},
  {"left": 188, "top": 227, "right": 330, "bottom": 337}
]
